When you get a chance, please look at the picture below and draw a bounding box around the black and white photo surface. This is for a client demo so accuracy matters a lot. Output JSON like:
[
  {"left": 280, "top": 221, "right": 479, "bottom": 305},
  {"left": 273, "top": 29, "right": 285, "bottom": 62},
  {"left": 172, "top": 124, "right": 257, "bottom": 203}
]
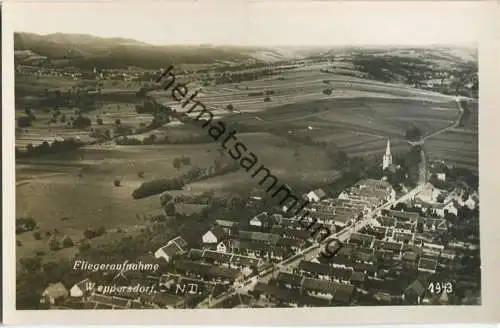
[{"left": 2, "top": 0, "right": 499, "bottom": 325}]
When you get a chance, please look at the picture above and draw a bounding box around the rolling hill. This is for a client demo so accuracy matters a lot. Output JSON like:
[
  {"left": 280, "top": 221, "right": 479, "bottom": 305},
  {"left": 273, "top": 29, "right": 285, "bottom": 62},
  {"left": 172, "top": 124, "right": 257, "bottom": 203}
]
[{"left": 14, "top": 32, "right": 289, "bottom": 69}]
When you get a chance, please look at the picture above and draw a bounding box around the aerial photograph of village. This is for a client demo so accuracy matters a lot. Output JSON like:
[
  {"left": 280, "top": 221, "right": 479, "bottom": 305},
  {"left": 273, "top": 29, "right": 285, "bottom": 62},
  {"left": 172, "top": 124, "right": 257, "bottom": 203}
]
[{"left": 13, "top": 2, "right": 480, "bottom": 310}]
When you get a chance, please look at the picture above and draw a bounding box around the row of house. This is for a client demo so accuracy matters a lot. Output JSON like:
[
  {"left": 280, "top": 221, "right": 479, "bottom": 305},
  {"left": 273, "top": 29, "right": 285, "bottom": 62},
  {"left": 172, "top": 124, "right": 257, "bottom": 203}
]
[{"left": 253, "top": 275, "right": 356, "bottom": 307}]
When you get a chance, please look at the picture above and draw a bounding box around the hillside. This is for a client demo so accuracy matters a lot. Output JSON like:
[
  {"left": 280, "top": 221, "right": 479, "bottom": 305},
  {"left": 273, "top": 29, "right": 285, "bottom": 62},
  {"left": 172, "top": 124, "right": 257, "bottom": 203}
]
[{"left": 14, "top": 32, "right": 288, "bottom": 68}]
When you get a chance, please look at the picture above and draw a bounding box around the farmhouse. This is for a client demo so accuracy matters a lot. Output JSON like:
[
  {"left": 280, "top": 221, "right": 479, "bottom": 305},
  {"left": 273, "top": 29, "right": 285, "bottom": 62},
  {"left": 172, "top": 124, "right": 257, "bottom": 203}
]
[
  {"left": 216, "top": 240, "right": 231, "bottom": 253},
  {"left": 305, "top": 188, "right": 327, "bottom": 202},
  {"left": 297, "top": 261, "right": 354, "bottom": 284},
  {"left": 40, "top": 282, "right": 69, "bottom": 305},
  {"left": 434, "top": 201, "right": 459, "bottom": 217},
  {"left": 276, "top": 272, "right": 304, "bottom": 290},
  {"left": 465, "top": 194, "right": 479, "bottom": 210},
  {"left": 197, "top": 249, "right": 262, "bottom": 271},
  {"left": 392, "top": 232, "right": 414, "bottom": 244},
  {"left": 231, "top": 239, "right": 286, "bottom": 260},
  {"left": 440, "top": 249, "right": 456, "bottom": 260},
  {"left": 202, "top": 226, "right": 227, "bottom": 244},
  {"left": 215, "top": 219, "right": 239, "bottom": 234},
  {"left": 404, "top": 279, "right": 427, "bottom": 304},
  {"left": 421, "top": 242, "right": 445, "bottom": 255},
  {"left": 349, "top": 233, "right": 374, "bottom": 247},
  {"left": 301, "top": 277, "right": 355, "bottom": 303},
  {"left": 418, "top": 257, "right": 438, "bottom": 273},
  {"left": 417, "top": 217, "right": 447, "bottom": 232},
  {"left": 86, "top": 293, "right": 135, "bottom": 309},
  {"left": 253, "top": 282, "right": 331, "bottom": 307},
  {"left": 270, "top": 226, "right": 312, "bottom": 240},
  {"left": 154, "top": 236, "right": 188, "bottom": 263},
  {"left": 70, "top": 279, "right": 93, "bottom": 298},
  {"left": 237, "top": 230, "right": 280, "bottom": 244},
  {"left": 249, "top": 212, "right": 273, "bottom": 228},
  {"left": 372, "top": 240, "right": 403, "bottom": 256},
  {"left": 174, "top": 260, "right": 242, "bottom": 284}
]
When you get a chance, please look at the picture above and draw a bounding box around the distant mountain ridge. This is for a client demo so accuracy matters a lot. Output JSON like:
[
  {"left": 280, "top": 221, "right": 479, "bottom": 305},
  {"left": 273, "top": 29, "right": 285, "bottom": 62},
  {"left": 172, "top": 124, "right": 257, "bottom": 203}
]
[
  {"left": 14, "top": 32, "right": 477, "bottom": 69},
  {"left": 14, "top": 32, "right": 290, "bottom": 69}
]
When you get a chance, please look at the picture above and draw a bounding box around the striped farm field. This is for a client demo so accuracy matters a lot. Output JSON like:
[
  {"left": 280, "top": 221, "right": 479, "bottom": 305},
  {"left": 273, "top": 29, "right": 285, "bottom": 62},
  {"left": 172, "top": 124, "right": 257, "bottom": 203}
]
[{"left": 425, "top": 129, "right": 478, "bottom": 170}]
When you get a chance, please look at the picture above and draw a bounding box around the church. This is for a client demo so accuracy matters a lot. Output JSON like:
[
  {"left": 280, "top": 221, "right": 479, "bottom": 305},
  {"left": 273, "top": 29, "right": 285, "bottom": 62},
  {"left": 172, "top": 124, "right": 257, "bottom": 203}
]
[{"left": 382, "top": 139, "right": 393, "bottom": 170}]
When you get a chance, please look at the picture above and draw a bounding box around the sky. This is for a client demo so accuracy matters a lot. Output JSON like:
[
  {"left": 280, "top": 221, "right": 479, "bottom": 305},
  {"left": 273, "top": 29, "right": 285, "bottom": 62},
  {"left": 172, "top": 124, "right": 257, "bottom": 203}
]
[{"left": 6, "top": 0, "right": 486, "bottom": 46}]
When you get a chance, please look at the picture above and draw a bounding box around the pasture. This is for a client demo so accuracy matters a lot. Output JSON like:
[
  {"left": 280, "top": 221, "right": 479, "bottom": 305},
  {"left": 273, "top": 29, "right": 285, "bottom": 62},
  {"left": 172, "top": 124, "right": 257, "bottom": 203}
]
[
  {"left": 15, "top": 143, "right": 220, "bottom": 257},
  {"left": 15, "top": 130, "right": 342, "bottom": 260}
]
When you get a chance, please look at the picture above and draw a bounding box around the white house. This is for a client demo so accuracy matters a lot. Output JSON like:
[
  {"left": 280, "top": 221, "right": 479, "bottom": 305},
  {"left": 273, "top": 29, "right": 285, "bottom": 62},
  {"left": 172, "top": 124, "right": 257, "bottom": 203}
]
[
  {"left": 40, "top": 282, "right": 69, "bottom": 305},
  {"left": 435, "top": 201, "right": 459, "bottom": 217},
  {"left": 305, "top": 188, "right": 326, "bottom": 203},
  {"left": 202, "top": 226, "right": 226, "bottom": 244},
  {"left": 154, "top": 236, "right": 188, "bottom": 263},
  {"left": 422, "top": 242, "right": 445, "bottom": 255},
  {"left": 338, "top": 191, "right": 350, "bottom": 201},
  {"left": 216, "top": 240, "right": 230, "bottom": 253},
  {"left": 440, "top": 249, "right": 456, "bottom": 260},
  {"left": 249, "top": 212, "right": 271, "bottom": 228},
  {"left": 70, "top": 279, "right": 93, "bottom": 298},
  {"left": 465, "top": 194, "right": 479, "bottom": 210}
]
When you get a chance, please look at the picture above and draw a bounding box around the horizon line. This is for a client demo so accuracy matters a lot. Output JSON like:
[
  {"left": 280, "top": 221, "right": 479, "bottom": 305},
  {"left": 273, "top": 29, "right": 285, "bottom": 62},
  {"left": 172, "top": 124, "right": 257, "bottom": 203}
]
[{"left": 14, "top": 31, "right": 478, "bottom": 49}]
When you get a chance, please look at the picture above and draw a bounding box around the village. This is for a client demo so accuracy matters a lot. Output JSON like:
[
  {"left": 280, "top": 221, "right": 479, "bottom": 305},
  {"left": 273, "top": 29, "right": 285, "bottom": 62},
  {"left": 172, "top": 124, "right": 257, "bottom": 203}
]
[{"left": 39, "top": 142, "right": 480, "bottom": 309}]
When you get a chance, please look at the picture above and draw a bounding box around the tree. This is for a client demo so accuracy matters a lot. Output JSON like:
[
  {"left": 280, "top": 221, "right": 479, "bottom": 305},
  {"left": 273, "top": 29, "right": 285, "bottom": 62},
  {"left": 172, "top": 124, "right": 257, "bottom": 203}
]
[
  {"left": 47, "top": 236, "right": 60, "bottom": 251},
  {"left": 73, "top": 115, "right": 92, "bottom": 129},
  {"left": 114, "top": 179, "right": 122, "bottom": 187},
  {"left": 33, "top": 231, "right": 42, "bottom": 240},
  {"left": 115, "top": 118, "right": 121, "bottom": 125},
  {"left": 160, "top": 192, "right": 173, "bottom": 207},
  {"left": 97, "top": 118, "right": 103, "bottom": 125},
  {"left": 226, "top": 104, "right": 234, "bottom": 111},
  {"left": 17, "top": 116, "right": 32, "bottom": 128},
  {"left": 96, "top": 226, "right": 106, "bottom": 236},
  {"left": 173, "top": 158, "right": 182, "bottom": 170},
  {"left": 83, "top": 229, "right": 95, "bottom": 239},
  {"left": 163, "top": 201, "right": 176, "bottom": 216},
  {"left": 78, "top": 238, "right": 91, "bottom": 252},
  {"left": 61, "top": 235, "right": 74, "bottom": 248}
]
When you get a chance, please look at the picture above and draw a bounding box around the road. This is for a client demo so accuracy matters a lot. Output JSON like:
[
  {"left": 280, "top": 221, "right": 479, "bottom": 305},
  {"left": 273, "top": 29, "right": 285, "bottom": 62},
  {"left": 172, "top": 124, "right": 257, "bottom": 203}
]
[
  {"left": 407, "top": 96, "right": 466, "bottom": 147},
  {"left": 404, "top": 96, "right": 466, "bottom": 185}
]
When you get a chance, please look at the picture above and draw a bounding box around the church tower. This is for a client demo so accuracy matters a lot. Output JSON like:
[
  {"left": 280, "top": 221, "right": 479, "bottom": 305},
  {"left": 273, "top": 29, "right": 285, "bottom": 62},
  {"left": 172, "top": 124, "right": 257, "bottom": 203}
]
[{"left": 382, "top": 139, "right": 392, "bottom": 170}]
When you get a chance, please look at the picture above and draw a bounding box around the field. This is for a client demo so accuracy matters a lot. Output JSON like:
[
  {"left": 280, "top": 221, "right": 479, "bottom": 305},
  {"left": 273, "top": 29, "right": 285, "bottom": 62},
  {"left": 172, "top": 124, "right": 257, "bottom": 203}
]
[
  {"left": 425, "top": 130, "right": 478, "bottom": 170},
  {"left": 424, "top": 100, "right": 478, "bottom": 170},
  {"left": 15, "top": 129, "right": 343, "bottom": 259},
  {"left": 15, "top": 57, "right": 476, "bottom": 263},
  {"left": 148, "top": 63, "right": 459, "bottom": 163}
]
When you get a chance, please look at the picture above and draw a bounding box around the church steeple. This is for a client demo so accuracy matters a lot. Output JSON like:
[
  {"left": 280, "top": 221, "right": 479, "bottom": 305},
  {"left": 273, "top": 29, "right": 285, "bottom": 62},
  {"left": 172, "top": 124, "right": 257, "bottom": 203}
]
[{"left": 383, "top": 139, "right": 392, "bottom": 170}]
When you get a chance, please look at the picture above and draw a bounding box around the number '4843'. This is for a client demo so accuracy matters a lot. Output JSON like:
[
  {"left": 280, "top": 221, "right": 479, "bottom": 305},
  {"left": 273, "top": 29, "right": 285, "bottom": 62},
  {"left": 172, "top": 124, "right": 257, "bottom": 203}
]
[{"left": 427, "top": 281, "right": 454, "bottom": 294}]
